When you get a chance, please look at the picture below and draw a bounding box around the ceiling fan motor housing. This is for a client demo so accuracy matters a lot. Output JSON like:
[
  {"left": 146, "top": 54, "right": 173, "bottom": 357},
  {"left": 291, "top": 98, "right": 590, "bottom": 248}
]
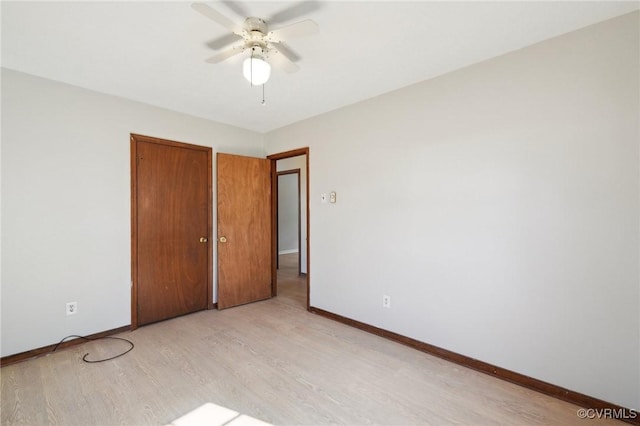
[
  {"left": 244, "top": 17, "right": 268, "bottom": 34},
  {"left": 243, "top": 18, "right": 269, "bottom": 52}
]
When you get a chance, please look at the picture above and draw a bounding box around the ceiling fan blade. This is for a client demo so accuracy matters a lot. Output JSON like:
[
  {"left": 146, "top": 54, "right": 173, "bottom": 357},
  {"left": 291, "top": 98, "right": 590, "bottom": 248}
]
[
  {"left": 205, "top": 45, "right": 245, "bottom": 64},
  {"left": 269, "top": 20, "right": 318, "bottom": 41},
  {"left": 269, "top": 41, "right": 300, "bottom": 63},
  {"left": 221, "top": 1, "right": 250, "bottom": 19},
  {"left": 267, "top": 1, "right": 322, "bottom": 26},
  {"left": 206, "top": 32, "right": 243, "bottom": 50},
  {"left": 269, "top": 50, "right": 300, "bottom": 73},
  {"left": 191, "top": 2, "right": 241, "bottom": 33}
]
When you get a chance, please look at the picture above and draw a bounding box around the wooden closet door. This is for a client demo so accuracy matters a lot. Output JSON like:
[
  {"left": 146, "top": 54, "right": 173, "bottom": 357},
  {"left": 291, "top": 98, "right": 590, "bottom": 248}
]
[{"left": 132, "top": 135, "right": 212, "bottom": 326}]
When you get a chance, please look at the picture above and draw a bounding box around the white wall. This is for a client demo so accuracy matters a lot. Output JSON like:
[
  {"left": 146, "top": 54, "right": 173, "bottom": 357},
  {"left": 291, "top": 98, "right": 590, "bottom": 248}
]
[
  {"left": 277, "top": 155, "right": 308, "bottom": 274},
  {"left": 265, "top": 12, "right": 639, "bottom": 409},
  {"left": 1, "top": 69, "right": 264, "bottom": 357}
]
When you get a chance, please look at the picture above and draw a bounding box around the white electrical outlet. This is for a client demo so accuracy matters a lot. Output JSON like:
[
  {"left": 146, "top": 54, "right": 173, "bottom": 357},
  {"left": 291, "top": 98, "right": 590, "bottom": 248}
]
[
  {"left": 66, "top": 301, "right": 78, "bottom": 316},
  {"left": 382, "top": 295, "right": 391, "bottom": 308}
]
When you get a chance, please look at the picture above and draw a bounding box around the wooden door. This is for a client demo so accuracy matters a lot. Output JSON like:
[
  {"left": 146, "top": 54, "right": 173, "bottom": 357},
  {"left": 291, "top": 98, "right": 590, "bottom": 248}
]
[
  {"left": 217, "top": 153, "right": 271, "bottom": 309},
  {"left": 131, "top": 134, "right": 212, "bottom": 326}
]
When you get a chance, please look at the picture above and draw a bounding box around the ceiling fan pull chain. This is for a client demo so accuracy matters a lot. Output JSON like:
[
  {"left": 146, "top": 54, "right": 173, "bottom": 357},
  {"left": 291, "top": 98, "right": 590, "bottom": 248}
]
[
  {"left": 262, "top": 83, "right": 266, "bottom": 106},
  {"left": 250, "top": 47, "right": 254, "bottom": 87}
]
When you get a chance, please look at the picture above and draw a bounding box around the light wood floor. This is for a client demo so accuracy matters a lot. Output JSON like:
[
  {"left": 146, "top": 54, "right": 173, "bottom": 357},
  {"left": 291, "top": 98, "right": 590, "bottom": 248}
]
[{"left": 1, "top": 254, "right": 619, "bottom": 425}]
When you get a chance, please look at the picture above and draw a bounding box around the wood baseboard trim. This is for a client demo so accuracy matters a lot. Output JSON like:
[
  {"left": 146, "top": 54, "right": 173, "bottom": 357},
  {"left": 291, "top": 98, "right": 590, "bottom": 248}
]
[
  {"left": 0, "top": 325, "right": 131, "bottom": 367},
  {"left": 309, "top": 307, "right": 639, "bottom": 425}
]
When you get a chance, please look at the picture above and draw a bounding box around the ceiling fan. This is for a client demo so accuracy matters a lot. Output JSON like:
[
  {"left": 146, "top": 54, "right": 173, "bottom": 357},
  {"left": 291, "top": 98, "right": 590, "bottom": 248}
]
[{"left": 192, "top": 1, "right": 320, "bottom": 86}]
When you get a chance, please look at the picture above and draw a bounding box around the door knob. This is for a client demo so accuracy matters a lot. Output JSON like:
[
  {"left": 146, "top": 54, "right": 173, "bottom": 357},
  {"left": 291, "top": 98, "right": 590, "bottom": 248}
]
[
  {"left": 218, "top": 236, "right": 227, "bottom": 243},
  {"left": 199, "top": 237, "right": 208, "bottom": 243}
]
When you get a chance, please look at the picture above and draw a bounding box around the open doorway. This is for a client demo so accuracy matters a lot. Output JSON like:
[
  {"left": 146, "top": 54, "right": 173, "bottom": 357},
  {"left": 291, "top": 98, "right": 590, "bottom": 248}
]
[
  {"left": 276, "top": 168, "right": 304, "bottom": 307},
  {"left": 268, "top": 149, "right": 309, "bottom": 310},
  {"left": 277, "top": 169, "right": 301, "bottom": 272}
]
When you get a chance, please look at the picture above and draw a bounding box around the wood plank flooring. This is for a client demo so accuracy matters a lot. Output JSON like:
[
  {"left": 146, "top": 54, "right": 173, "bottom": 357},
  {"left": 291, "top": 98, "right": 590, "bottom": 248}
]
[{"left": 1, "top": 255, "right": 620, "bottom": 425}]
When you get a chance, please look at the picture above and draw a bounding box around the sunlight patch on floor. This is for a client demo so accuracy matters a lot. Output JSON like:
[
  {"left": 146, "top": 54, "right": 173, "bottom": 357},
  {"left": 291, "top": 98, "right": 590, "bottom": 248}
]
[{"left": 168, "top": 403, "right": 271, "bottom": 426}]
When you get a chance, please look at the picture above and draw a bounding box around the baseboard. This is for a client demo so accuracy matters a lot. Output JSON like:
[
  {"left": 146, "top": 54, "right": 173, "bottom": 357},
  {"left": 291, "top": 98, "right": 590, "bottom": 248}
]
[
  {"left": 278, "top": 249, "right": 299, "bottom": 255},
  {"left": 0, "top": 325, "right": 131, "bottom": 367},
  {"left": 309, "top": 306, "right": 639, "bottom": 425}
]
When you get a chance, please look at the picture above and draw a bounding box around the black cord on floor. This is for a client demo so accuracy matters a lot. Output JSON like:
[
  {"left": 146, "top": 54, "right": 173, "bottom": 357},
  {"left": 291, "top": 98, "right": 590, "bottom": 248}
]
[{"left": 52, "top": 335, "right": 134, "bottom": 363}]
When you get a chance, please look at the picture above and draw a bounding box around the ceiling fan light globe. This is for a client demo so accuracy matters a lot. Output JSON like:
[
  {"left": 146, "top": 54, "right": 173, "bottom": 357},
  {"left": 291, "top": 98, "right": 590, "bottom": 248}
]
[{"left": 243, "top": 57, "right": 271, "bottom": 85}]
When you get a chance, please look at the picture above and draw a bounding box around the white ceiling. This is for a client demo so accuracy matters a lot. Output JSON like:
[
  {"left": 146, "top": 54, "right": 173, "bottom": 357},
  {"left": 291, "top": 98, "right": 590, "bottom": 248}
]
[{"left": 2, "top": 1, "right": 638, "bottom": 133}]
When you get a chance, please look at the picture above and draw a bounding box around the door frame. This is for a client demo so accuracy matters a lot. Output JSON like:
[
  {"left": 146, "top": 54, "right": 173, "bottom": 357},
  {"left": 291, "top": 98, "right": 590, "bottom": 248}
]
[
  {"left": 130, "top": 134, "right": 213, "bottom": 329},
  {"left": 268, "top": 148, "right": 310, "bottom": 310}
]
